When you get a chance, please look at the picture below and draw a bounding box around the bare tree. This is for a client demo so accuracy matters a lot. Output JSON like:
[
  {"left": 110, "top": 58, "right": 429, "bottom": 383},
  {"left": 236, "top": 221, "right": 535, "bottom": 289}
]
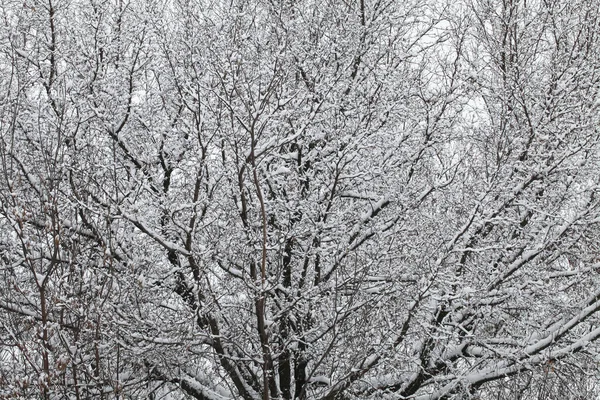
[{"left": 1, "top": 0, "right": 600, "bottom": 399}]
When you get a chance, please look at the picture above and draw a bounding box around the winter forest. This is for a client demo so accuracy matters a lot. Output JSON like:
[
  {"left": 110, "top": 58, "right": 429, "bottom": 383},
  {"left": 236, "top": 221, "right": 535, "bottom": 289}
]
[{"left": 2, "top": 0, "right": 600, "bottom": 398}]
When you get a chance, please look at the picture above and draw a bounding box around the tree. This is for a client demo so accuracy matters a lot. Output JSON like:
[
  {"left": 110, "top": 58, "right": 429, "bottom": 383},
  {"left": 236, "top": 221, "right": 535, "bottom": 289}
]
[{"left": 1, "top": 0, "right": 600, "bottom": 399}]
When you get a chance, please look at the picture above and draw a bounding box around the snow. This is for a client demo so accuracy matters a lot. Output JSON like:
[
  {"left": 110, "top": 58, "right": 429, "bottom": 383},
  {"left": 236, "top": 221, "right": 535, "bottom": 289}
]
[
  {"left": 308, "top": 375, "right": 331, "bottom": 386},
  {"left": 178, "top": 376, "right": 233, "bottom": 400}
]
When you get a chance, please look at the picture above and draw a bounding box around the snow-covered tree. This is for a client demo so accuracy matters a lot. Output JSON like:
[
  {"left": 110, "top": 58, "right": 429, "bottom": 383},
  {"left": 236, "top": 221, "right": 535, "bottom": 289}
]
[{"left": 1, "top": 0, "right": 600, "bottom": 399}]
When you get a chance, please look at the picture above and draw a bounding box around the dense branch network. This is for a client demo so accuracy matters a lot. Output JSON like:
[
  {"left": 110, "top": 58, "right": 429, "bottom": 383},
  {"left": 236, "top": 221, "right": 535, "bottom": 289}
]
[{"left": 1, "top": 0, "right": 600, "bottom": 399}]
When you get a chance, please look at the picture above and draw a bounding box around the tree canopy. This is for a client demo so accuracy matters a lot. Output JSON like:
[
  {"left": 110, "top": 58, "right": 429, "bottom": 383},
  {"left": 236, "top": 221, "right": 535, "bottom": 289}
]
[{"left": 1, "top": 0, "right": 600, "bottom": 398}]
